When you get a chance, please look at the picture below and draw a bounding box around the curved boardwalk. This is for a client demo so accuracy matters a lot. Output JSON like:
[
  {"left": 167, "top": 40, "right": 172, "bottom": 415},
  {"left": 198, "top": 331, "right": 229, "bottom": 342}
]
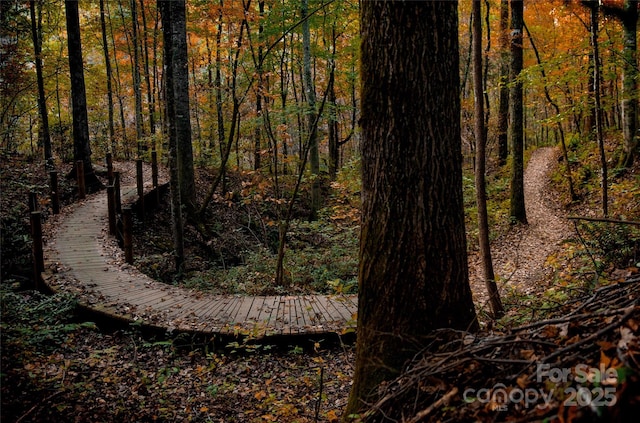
[{"left": 42, "top": 188, "right": 357, "bottom": 339}]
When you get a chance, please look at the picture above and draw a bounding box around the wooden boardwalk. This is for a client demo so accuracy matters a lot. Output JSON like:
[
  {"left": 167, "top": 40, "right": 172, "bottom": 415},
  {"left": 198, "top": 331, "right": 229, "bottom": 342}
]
[{"left": 41, "top": 188, "right": 357, "bottom": 339}]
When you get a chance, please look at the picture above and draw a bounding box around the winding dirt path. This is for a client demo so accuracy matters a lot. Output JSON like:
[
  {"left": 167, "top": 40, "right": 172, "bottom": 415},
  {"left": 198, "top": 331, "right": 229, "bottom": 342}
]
[{"left": 469, "top": 147, "right": 573, "bottom": 311}]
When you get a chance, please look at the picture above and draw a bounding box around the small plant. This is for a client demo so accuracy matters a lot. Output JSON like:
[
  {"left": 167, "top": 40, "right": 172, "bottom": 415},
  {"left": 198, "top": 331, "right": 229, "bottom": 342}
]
[
  {"left": 578, "top": 221, "right": 640, "bottom": 269},
  {"left": 0, "top": 287, "right": 96, "bottom": 356}
]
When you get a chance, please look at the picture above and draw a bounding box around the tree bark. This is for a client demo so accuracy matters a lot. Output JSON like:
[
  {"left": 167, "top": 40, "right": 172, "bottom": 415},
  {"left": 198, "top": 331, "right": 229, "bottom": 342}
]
[
  {"left": 159, "top": 0, "right": 184, "bottom": 271},
  {"left": 30, "top": 0, "right": 53, "bottom": 169},
  {"left": 166, "top": 0, "right": 196, "bottom": 213},
  {"left": 302, "top": 0, "right": 320, "bottom": 220},
  {"left": 473, "top": 0, "right": 503, "bottom": 318},
  {"left": 588, "top": 2, "right": 608, "bottom": 216},
  {"left": 509, "top": 0, "right": 527, "bottom": 224},
  {"left": 254, "top": 0, "right": 265, "bottom": 171},
  {"left": 99, "top": 0, "right": 116, "bottom": 156},
  {"left": 139, "top": 0, "right": 156, "bottom": 136},
  {"left": 497, "top": 0, "right": 509, "bottom": 166},
  {"left": 131, "top": 0, "right": 145, "bottom": 151},
  {"left": 64, "top": 0, "right": 101, "bottom": 191},
  {"left": 344, "top": 1, "right": 479, "bottom": 418}
]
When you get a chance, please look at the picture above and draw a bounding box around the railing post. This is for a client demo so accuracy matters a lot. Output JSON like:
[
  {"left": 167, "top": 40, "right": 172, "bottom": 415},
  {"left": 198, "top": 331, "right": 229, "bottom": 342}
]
[
  {"left": 136, "top": 158, "right": 144, "bottom": 218},
  {"left": 49, "top": 170, "right": 60, "bottom": 214},
  {"left": 151, "top": 150, "right": 160, "bottom": 206},
  {"left": 76, "top": 160, "right": 86, "bottom": 199},
  {"left": 30, "top": 211, "right": 44, "bottom": 289},
  {"left": 28, "top": 191, "right": 38, "bottom": 212},
  {"left": 106, "top": 152, "right": 114, "bottom": 184},
  {"left": 107, "top": 185, "right": 116, "bottom": 236},
  {"left": 151, "top": 150, "right": 158, "bottom": 189},
  {"left": 113, "top": 171, "right": 122, "bottom": 214},
  {"left": 123, "top": 207, "right": 133, "bottom": 264}
]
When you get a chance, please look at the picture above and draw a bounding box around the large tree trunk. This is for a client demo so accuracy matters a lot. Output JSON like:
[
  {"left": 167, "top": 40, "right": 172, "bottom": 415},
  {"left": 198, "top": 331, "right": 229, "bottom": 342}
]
[
  {"left": 509, "top": 0, "right": 527, "bottom": 224},
  {"left": 344, "top": 1, "right": 479, "bottom": 418},
  {"left": 473, "top": 0, "right": 503, "bottom": 318},
  {"left": 159, "top": 0, "right": 184, "bottom": 271},
  {"left": 166, "top": 0, "right": 196, "bottom": 213},
  {"left": 30, "top": 0, "right": 53, "bottom": 169},
  {"left": 64, "top": 0, "right": 101, "bottom": 191}
]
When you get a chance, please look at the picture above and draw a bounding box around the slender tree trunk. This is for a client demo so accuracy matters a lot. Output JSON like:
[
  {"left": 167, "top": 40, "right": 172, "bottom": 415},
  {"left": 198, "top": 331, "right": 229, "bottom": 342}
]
[
  {"left": 205, "top": 35, "right": 214, "bottom": 160},
  {"left": 620, "top": 2, "right": 638, "bottom": 167},
  {"left": 215, "top": 2, "right": 226, "bottom": 184},
  {"left": 473, "top": 0, "right": 503, "bottom": 318},
  {"left": 345, "top": 2, "right": 479, "bottom": 418},
  {"left": 280, "top": 29, "right": 290, "bottom": 176},
  {"left": 327, "top": 25, "right": 339, "bottom": 181},
  {"left": 139, "top": 0, "right": 156, "bottom": 136},
  {"left": 152, "top": 5, "right": 161, "bottom": 140},
  {"left": 190, "top": 49, "right": 202, "bottom": 156},
  {"left": 302, "top": 0, "right": 320, "bottom": 220},
  {"left": 498, "top": 0, "right": 510, "bottom": 166},
  {"left": 159, "top": 0, "right": 184, "bottom": 271},
  {"left": 30, "top": 0, "right": 53, "bottom": 169},
  {"left": 199, "top": 9, "right": 247, "bottom": 215},
  {"left": 254, "top": 0, "right": 265, "bottom": 171},
  {"left": 99, "top": 0, "right": 116, "bottom": 156},
  {"left": 509, "top": 0, "right": 527, "bottom": 224},
  {"left": 589, "top": 2, "right": 608, "bottom": 216},
  {"left": 131, "top": 0, "right": 145, "bottom": 152},
  {"left": 64, "top": 0, "right": 101, "bottom": 191},
  {"left": 108, "top": 0, "right": 130, "bottom": 157}
]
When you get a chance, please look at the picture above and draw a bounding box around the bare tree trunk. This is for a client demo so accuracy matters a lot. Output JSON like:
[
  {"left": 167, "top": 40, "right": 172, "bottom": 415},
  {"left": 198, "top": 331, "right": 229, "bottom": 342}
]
[
  {"left": 497, "top": 0, "right": 510, "bottom": 166},
  {"left": 509, "top": 0, "right": 527, "bottom": 224},
  {"left": 30, "top": 0, "right": 53, "bottom": 169},
  {"left": 107, "top": 0, "right": 130, "bottom": 157},
  {"left": 159, "top": 0, "right": 184, "bottom": 271},
  {"left": 254, "top": 0, "right": 265, "bottom": 171},
  {"left": 302, "top": 0, "right": 320, "bottom": 220},
  {"left": 473, "top": 0, "right": 503, "bottom": 318},
  {"left": 588, "top": 2, "right": 608, "bottom": 216},
  {"left": 99, "top": 0, "right": 116, "bottom": 156},
  {"left": 345, "top": 2, "right": 478, "bottom": 417},
  {"left": 215, "top": 2, "right": 226, "bottom": 188},
  {"left": 130, "top": 0, "right": 145, "bottom": 152},
  {"left": 64, "top": 0, "right": 101, "bottom": 191},
  {"left": 139, "top": 0, "right": 156, "bottom": 136},
  {"left": 168, "top": 0, "right": 196, "bottom": 213}
]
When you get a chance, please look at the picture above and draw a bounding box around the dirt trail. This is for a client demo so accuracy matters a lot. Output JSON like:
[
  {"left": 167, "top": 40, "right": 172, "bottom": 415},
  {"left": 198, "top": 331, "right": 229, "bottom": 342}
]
[{"left": 469, "top": 146, "right": 573, "bottom": 312}]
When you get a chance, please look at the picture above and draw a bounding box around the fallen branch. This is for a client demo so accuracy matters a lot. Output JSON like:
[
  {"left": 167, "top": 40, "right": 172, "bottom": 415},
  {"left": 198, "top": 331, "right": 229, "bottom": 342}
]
[
  {"left": 567, "top": 215, "right": 640, "bottom": 226},
  {"left": 539, "top": 305, "right": 637, "bottom": 365},
  {"left": 406, "top": 387, "right": 458, "bottom": 423}
]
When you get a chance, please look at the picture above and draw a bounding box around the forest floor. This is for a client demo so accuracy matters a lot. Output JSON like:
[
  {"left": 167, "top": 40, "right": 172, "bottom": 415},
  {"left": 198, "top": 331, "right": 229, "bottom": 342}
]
[
  {"left": 468, "top": 147, "right": 575, "bottom": 319},
  {"left": 2, "top": 145, "right": 639, "bottom": 422}
]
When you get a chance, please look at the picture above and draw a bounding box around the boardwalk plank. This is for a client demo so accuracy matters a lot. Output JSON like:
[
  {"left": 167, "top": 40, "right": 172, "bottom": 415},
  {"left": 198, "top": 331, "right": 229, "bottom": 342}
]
[{"left": 42, "top": 187, "right": 358, "bottom": 338}]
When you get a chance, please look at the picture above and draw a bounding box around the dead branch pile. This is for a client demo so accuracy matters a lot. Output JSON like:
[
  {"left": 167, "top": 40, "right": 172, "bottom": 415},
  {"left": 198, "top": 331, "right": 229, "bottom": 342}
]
[{"left": 360, "top": 277, "right": 640, "bottom": 422}]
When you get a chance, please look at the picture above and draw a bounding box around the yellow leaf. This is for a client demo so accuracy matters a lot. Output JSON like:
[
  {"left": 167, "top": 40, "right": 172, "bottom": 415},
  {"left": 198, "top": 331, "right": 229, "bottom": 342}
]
[{"left": 327, "top": 409, "right": 339, "bottom": 422}]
